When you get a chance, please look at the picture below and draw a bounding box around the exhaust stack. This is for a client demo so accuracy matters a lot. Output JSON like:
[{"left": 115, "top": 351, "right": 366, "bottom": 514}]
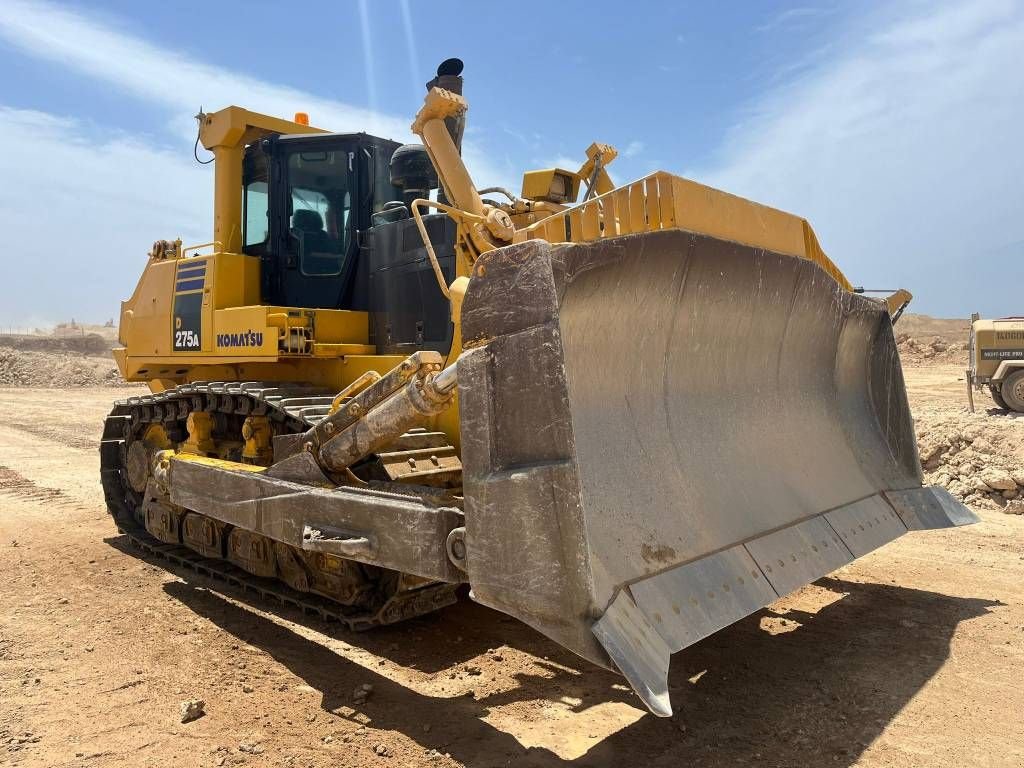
[{"left": 426, "top": 58, "right": 465, "bottom": 154}]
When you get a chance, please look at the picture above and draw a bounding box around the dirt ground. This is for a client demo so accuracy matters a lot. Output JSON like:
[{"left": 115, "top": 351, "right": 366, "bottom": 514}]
[{"left": 1, "top": 365, "right": 1023, "bottom": 767}]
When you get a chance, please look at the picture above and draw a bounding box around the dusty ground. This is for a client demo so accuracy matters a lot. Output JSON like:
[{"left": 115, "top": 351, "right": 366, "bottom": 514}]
[{"left": 1, "top": 366, "right": 1023, "bottom": 767}]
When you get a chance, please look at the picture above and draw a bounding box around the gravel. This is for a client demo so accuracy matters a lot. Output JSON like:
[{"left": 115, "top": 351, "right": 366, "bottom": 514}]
[
  {"left": 0, "top": 348, "right": 123, "bottom": 387},
  {"left": 916, "top": 407, "right": 1024, "bottom": 513}
]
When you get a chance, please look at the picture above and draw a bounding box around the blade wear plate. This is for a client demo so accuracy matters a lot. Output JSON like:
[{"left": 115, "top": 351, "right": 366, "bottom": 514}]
[
  {"left": 825, "top": 494, "right": 907, "bottom": 558},
  {"left": 628, "top": 544, "right": 776, "bottom": 653},
  {"left": 457, "top": 230, "right": 978, "bottom": 716},
  {"left": 744, "top": 515, "right": 853, "bottom": 598}
]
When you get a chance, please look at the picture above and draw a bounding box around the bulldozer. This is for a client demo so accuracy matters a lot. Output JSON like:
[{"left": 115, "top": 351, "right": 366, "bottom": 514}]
[
  {"left": 967, "top": 313, "right": 1024, "bottom": 412},
  {"left": 102, "top": 59, "right": 977, "bottom": 716}
]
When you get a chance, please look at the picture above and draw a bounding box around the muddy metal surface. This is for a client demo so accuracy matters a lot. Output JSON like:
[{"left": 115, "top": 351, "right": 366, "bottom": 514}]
[{"left": 1, "top": 372, "right": 1022, "bottom": 767}]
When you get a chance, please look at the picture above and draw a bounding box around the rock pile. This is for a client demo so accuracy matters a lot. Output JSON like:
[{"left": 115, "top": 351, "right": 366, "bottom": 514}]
[
  {"left": 897, "top": 333, "right": 966, "bottom": 365},
  {"left": 0, "top": 348, "right": 124, "bottom": 387},
  {"left": 916, "top": 408, "right": 1024, "bottom": 513}
]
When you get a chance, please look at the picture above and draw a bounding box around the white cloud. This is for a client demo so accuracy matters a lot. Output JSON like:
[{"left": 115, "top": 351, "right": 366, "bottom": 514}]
[
  {"left": 0, "top": 107, "right": 209, "bottom": 325},
  {"left": 757, "top": 5, "right": 836, "bottom": 33},
  {"left": 0, "top": 0, "right": 510, "bottom": 325},
  {"left": 623, "top": 140, "right": 645, "bottom": 158},
  {"left": 0, "top": 0, "right": 506, "bottom": 185},
  {"left": 0, "top": 0, "right": 409, "bottom": 140},
  {"left": 696, "top": 0, "right": 1024, "bottom": 317},
  {"left": 538, "top": 155, "right": 582, "bottom": 172}
]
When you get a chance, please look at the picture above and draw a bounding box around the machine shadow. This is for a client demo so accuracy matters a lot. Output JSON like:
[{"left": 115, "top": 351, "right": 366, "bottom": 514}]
[
  {"left": 985, "top": 407, "right": 1022, "bottom": 419},
  {"left": 105, "top": 534, "right": 583, "bottom": 674},
  {"left": 147, "top": 543, "right": 997, "bottom": 768}
]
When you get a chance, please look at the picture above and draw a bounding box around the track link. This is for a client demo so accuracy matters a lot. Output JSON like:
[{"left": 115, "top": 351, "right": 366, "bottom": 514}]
[{"left": 100, "top": 381, "right": 458, "bottom": 630}]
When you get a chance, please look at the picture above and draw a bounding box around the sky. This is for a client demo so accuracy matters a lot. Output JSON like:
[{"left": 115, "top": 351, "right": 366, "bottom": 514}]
[{"left": 0, "top": 0, "right": 1020, "bottom": 326}]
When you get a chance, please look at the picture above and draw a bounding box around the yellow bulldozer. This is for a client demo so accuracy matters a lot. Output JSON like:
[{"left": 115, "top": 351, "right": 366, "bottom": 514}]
[{"left": 102, "top": 60, "right": 976, "bottom": 716}]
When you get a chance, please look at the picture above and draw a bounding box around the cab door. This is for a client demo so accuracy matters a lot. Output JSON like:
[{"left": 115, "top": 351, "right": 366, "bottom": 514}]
[{"left": 271, "top": 140, "right": 359, "bottom": 309}]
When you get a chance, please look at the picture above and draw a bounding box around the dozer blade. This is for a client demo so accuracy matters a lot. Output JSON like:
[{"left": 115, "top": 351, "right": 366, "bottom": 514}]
[{"left": 456, "top": 230, "right": 977, "bottom": 716}]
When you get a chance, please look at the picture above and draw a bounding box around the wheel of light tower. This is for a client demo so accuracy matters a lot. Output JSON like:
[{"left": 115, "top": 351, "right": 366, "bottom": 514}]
[
  {"left": 1000, "top": 370, "right": 1024, "bottom": 413},
  {"left": 991, "top": 386, "right": 1009, "bottom": 410}
]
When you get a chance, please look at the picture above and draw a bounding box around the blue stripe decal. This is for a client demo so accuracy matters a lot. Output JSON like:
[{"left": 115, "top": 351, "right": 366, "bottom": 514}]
[{"left": 175, "top": 278, "right": 206, "bottom": 292}]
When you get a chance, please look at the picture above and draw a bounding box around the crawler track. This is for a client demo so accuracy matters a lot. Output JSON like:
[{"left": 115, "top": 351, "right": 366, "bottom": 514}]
[{"left": 100, "top": 381, "right": 458, "bottom": 630}]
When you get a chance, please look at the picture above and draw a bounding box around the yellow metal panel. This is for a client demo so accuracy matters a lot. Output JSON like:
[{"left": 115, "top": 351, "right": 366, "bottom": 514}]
[
  {"left": 522, "top": 171, "right": 853, "bottom": 291},
  {"left": 111, "top": 347, "right": 127, "bottom": 372},
  {"left": 667, "top": 174, "right": 804, "bottom": 257},
  {"left": 522, "top": 168, "right": 580, "bottom": 204},
  {"left": 658, "top": 174, "right": 678, "bottom": 229},
  {"left": 312, "top": 343, "right": 377, "bottom": 357},
  {"left": 659, "top": 173, "right": 851, "bottom": 290},
  {"left": 212, "top": 146, "right": 244, "bottom": 253},
  {"left": 569, "top": 207, "right": 583, "bottom": 244},
  {"left": 545, "top": 218, "right": 567, "bottom": 243},
  {"left": 628, "top": 183, "right": 645, "bottom": 233},
  {"left": 800, "top": 221, "right": 852, "bottom": 291},
  {"left": 310, "top": 309, "right": 370, "bottom": 344},
  {"left": 614, "top": 188, "right": 632, "bottom": 235},
  {"left": 644, "top": 177, "right": 662, "bottom": 229},
  {"left": 211, "top": 253, "right": 261, "bottom": 309},
  {"left": 199, "top": 106, "right": 327, "bottom": 150},
  {"left": 171, "top": 453, "right": 267, "bottom": 473},
  {"left": 118, "top": 258, "right": 177, "bottom": 360},
  {"left": 581, "top": 202, "right": 600, "bottom": 241},
  {"left": 602, "top": 194, "right": 618, "bottom": 238}
]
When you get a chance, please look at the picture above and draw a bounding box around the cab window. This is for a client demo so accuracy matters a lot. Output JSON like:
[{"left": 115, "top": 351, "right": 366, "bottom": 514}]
[
  {"left": 287, "top": 150, "right": 352, "bottom": 276},
  {"left": 244, "top": 181, "right": 269, "bottom": 248},
  {"left": 243, "top": 150, "right": 269, "bottom": 254}
]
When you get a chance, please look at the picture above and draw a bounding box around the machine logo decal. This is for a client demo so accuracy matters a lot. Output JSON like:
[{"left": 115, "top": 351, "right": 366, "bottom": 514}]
[
  {"left": 981, "top": 348, "right": 1024, "bottom": 360},
  {"left": 217, "top": 330, "right": 264, "bottom": 348},
  {"left": 172, "top": 293, "right": 203, "bottom": 351}
]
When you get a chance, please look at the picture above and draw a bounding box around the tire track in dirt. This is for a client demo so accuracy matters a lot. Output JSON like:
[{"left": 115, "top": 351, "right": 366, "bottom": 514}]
[
  {"left": 5, "top": 421, "right": 97, "bottom": 451},
  {"left": 0, "top": 464, "right": 76, "bottom": 505}
]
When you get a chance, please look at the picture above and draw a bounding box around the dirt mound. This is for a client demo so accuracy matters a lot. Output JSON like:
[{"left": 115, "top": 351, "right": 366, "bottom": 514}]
[
  {"left": 915, "top": 407, "right": 1024, "bottom": 514},
  {"left": 892, "top": 314, "right": 970, "bottom": 367},
  {"left": 897, "top": 313, "right": 970, "bottom": 339},
  {"left": 0, "top": 332, "right": 112, "bottom": 355},
  {"left": 53, "top": 321, "right": 119, "bottom": 342},
  {"left": 897, "top": 333, "right": 968, "bottom": 365},
  {"left": 0, "top": 348, "right": 124, "bottom": 388}
]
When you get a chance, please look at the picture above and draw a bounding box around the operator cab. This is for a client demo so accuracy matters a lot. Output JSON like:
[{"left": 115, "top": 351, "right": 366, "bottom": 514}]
[
  {"left": 242, "top": 133, "right": 395, "bottom": 309},
  {"left": 242, "top": 133, "right": 457, "bottom": 355}
]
